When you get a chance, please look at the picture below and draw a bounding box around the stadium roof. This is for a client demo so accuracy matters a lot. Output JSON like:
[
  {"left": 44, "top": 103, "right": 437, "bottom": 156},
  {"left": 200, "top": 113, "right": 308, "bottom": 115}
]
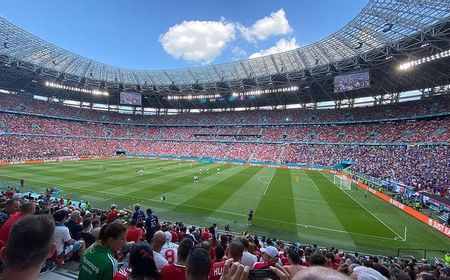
[{"left": 1, "top": 0, "right": 450, "bottom": 110}]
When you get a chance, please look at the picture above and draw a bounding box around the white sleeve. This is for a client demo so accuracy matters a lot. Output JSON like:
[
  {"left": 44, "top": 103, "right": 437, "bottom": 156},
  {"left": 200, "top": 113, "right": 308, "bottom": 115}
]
[{"left": 63, "top": 227, "right": 72, "bottom": 242}]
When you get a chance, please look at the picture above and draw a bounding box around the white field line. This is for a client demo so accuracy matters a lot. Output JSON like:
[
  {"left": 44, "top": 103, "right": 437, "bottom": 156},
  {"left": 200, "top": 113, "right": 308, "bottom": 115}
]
[
  {"left": 319, "top": 172, "right": 405, "bottom": 241},
  {"left": 307, "top": 175, "right": 320, "bottom": 192},
  {"left": 263, "top": 172, "right": 275, "bottom": 195},
  {"left": 3, "top": 172, "right": 402, "bottom": 242},
  {"left": 257, "top": 176, "right": 271, "bottom": 185}
]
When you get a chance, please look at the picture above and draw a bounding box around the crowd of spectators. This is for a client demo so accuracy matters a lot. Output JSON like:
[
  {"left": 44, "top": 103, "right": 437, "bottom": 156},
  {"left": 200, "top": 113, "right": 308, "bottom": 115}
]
[
  {"left": 0, "top": 192, "right": 448, "bottom": 280},
  {"left": 0, "top": 112, "right": 448, "bottom": 143},
  {"left": 0, "top": 135, "right": 448, "bottom": 194},
  {"left": 0, "top": 92, "right": 448, "bottom": 125}
]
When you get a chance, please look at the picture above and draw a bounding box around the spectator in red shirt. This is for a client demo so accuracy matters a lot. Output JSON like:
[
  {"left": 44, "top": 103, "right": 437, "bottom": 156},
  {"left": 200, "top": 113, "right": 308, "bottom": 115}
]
[
  {"left": 209, "top": 240, "right": 244, "bottom": 280},
  {"left": 161, "top": 238, "right": 194, "bottom": 280},
  {"left": 107, "top": 204, "right": 121, "bottom": 223},
  {"left": 0, "top": 201, "right": 35, "bottom": 245},
  {"left": 5, "top": 189, "right": 14, "bottom": 199},
  {"left": 0, "top": 198, "right": 20, "bottom": 228},
  {"left": 200, "top": 228, "right": 211, "bottom": 241},
  {"left": 186, "top": 248, "right": 211, "bottom": 280},
  {"left": 126, "top": 219, "right": 144, "bottom": 243}
]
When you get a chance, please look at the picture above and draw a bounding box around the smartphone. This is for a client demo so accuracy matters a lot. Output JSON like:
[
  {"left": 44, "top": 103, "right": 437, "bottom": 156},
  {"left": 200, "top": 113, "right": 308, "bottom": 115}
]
[{"left": 248, "top": 269, "right": 279, "bottom": 280}]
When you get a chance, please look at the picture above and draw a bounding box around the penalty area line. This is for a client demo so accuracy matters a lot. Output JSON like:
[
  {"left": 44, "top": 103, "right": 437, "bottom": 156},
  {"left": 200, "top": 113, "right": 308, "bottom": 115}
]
[
  {"left": 319, "top": 172, "right": 405, "bottom": 241},
  {"left": 263, "top": 172, "right": 275, "bottom": 195}
]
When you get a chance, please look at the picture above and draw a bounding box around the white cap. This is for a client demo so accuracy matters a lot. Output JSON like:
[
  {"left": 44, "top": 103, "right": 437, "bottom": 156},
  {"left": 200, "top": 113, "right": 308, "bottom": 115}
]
[
  {"left": 164, "top": 231, "right": 172, "bottom": 242},
  {"left": 260, "top": 246, "right": 278, "bottom": 258}
]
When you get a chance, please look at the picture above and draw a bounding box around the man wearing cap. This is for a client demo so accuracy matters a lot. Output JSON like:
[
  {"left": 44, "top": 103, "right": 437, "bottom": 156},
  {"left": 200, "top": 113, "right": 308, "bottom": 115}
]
[
  {"left": 252, "top": 246, "right": 280, "bottom": 269},
  {"left": 161, "top": 231, "right": 179, "bottom": 264}
]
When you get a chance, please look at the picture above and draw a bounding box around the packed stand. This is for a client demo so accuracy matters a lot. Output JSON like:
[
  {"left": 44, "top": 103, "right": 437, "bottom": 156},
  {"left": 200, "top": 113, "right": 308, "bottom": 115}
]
[
  {"left": 0, "top": 92, "right": 449, "bottom": 126},
  {"left": 0, "top": 191, "right": 448, "bottom": 279},
  {"left": 0, "top": 111, "right": 448, "bottom": 143}
]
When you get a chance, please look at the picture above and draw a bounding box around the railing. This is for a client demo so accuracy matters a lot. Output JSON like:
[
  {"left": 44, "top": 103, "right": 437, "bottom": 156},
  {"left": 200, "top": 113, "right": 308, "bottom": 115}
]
[{"left": 396, "top": 248, "right": 446, "bottom": 261}]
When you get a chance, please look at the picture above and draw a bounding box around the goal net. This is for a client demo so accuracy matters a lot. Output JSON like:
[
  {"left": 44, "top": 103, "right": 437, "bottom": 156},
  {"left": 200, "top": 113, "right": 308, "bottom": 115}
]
[{"left": 333, "top": 175, "right": 352, "bottom": 190}]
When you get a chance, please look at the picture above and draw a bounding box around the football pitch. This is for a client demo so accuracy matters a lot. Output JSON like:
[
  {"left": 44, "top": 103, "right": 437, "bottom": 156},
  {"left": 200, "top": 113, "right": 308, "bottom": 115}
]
[{"left": 0, "top": 158, "right": 447, "bottom": 258}]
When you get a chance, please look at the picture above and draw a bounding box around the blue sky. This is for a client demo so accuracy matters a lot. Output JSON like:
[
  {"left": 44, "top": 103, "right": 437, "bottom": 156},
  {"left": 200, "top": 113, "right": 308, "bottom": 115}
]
[{"left": 0, "top": 0, "right": 368, "bottom": 70}]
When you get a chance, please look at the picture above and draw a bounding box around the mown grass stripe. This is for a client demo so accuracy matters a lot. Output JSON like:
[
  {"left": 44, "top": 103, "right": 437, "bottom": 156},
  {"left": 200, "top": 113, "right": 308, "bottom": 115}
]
[
  {"left": 174, "top": 166, "right": 261, "bottom": 216},
  {"left": 253, "top": 168, "right": 297, "bottom": 232}
]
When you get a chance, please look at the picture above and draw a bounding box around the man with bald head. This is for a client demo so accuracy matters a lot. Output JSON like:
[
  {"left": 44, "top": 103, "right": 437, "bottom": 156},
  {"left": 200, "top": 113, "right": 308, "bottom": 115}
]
[
  {"left": 152, "top": 230, "right": 169, "bottom": 271},
  {"left": 209, "top": 240, "right": 244, "bottom": 280},
  {"left": 293, "top": 266, "right": 352, "bottom": 280}
]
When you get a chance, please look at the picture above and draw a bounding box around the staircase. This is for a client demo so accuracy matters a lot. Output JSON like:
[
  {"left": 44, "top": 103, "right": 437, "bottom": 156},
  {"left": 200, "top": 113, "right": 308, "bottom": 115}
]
[{"left": 277, "top": 145, "right": 286, "bottom": 163}]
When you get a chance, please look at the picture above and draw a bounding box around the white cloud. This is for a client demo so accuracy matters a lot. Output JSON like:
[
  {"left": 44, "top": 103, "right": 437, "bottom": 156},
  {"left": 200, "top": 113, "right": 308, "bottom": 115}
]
[
  {"left": 249, "top": 38, "right": 299, "bottom": 59},
  {"left": 159, "top": 20, "right": 235, "bottom": 63},
  {"left": 238, "top": 9, "right": 292, "bottom": 42}
]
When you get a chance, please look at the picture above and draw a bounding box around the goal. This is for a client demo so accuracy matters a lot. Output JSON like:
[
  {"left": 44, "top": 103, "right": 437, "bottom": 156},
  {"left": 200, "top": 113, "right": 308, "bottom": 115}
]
[{"left": 333, "top": 175, "right": 352, "bottom": 190}]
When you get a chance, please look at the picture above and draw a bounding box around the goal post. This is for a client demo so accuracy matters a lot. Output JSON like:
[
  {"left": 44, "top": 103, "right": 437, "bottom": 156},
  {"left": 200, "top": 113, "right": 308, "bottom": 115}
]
[{"left": 333, "top": 174, "right": 352, "bottom": 190}]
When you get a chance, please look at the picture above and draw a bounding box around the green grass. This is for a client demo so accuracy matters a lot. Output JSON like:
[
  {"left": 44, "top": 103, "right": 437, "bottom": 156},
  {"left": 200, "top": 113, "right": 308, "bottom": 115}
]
[{"left": 0, "top": 158, "right": 448, "bottom": 258}]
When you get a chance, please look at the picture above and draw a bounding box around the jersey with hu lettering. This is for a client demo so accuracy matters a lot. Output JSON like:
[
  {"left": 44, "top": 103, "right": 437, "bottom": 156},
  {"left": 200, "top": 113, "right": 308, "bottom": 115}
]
[
  {"left": 209, "top": 260, "right": 226, "bottom": 280},
  {"left": 161, "top": 242, "right": 179, "bottom": 264}
]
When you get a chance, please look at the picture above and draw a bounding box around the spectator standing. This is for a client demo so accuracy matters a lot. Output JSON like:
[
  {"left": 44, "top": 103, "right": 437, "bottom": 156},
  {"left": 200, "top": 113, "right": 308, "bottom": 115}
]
[
  {"left": 161, "top": 231, "right": 179, "bottom": 264},
  {"left": 132, "top": 204, "right": 145, "bottom": 225},
  {"left": 145, "top": 208, "right": 159, "bottom": 242}
]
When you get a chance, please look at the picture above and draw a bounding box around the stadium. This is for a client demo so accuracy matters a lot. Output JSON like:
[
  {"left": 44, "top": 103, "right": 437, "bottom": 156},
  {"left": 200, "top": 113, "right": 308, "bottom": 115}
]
[{"left": 0, "top": 0, "right": 449, "bottom": 279}]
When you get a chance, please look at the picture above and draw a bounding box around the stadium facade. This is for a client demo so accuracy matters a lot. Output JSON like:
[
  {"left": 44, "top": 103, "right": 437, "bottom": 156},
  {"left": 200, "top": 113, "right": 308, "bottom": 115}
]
[{"left": 0, "top": 0, "right": 450, "bottom": 112}]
